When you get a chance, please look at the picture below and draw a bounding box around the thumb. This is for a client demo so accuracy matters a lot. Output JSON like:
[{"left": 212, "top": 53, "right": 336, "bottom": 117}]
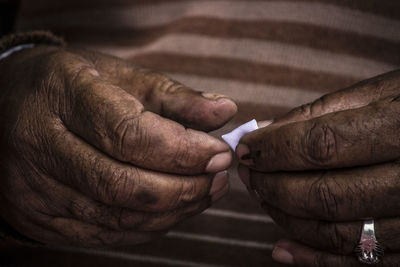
[
  {"left": 155, "top": 88, "right": 238, "bottom": 131},
  {"left": 136, "top": 70, "right": 237, "bottom": 131},
  {"left": 72, "top": 50, "right": 238, "bottom": 131}
]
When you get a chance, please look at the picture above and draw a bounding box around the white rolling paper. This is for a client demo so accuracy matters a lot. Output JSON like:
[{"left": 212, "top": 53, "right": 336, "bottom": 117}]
[{"left": 221, "top": 119, "right": 259, "bottom": 150}]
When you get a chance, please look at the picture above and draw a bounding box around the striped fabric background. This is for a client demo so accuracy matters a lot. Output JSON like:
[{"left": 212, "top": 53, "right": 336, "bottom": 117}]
[{"left": 3, "top": 0, "right": 399, "bottom": 266}]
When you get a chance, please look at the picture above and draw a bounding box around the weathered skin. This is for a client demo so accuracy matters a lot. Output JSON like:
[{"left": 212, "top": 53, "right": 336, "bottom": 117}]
[
  {"left": 237, "top": 70, "right": 400, "bottom": 266},
  {"left": 0, "top": 46, "right": 237, "bottom": 247}
]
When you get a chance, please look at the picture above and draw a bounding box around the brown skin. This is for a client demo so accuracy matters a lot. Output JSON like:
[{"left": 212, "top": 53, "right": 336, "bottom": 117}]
[
  {"left": 237, "top": 70, "right": 400, "bottom": 266},
  {"left": 0, "top": 45, "right": 237, "bottom": 247}
]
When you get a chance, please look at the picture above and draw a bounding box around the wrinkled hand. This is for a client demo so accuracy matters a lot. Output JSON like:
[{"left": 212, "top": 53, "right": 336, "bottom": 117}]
[
  {"left": 0, "top": 45, "right": 237, "bottom": 247},
  {"left": 237, "top": 70, "right": 400, "bottom": 266}
]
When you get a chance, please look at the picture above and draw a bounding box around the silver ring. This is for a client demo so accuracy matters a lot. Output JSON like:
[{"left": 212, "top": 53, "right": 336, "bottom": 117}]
[{"left": 354, "top": 219, "right": 384, "bottom": 265}]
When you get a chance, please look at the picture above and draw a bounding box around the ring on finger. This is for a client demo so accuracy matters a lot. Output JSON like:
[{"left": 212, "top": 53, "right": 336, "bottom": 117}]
[{"left": 354, "top": 219, "right": 384, "bottom": 265}]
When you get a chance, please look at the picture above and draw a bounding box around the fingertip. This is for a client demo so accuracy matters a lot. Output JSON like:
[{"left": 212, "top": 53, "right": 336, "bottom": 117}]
[
  {"left": 219, "top": 98, "right": 238, "bottom": 119},
  {"left": 273, "top": 239, "right": 320, "bottom": 266},
  {"left": 272, "top": 243, "right": 295, "bottom": 265},
  {"left": 236, "top": 144, "right": 253, "bottom": 165},
  {"left": 198, "top": 93, "right": 238, "bottom": 130},
  {"left": 206, "top": 151, "right": 232, "bottom": 173},
  {"left": 215, "top": 96, "right": 238, "bottom": 115}
]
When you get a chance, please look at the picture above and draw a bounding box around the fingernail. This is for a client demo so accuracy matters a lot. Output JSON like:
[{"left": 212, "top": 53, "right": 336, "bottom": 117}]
[
  {"left": 206, "top": 151, "right": 232, "bottom": 173},
  {"left": 237, "top": 165, "right": 250, "bottom": 187},
  {"left": 201, "top": 92, "right": 228, "bottom": 101},
  {"left": 272, "top": 246, "right": 294, "bottom": 265},
  {"left": 257, "top": 120, "right": 273, "bottom": 128},
  {"left": 209, "top": 171, "right": 228, "bottom": 196},
  {"left": 236, "top": 144, "right": 253, "bottom": 165}
]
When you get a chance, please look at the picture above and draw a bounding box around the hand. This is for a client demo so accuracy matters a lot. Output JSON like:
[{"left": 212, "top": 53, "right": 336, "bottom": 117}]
[
  {"left": 236, "top": 70, "right": 400, "bottom": 266},
  {"left": 0, "top": 45, "right": 237, "bottom": 247}
]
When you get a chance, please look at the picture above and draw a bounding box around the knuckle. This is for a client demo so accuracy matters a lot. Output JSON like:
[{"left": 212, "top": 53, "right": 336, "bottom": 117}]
[
  {"left": 297, "top": 102, "right": 310, "bottom": 115},
  {"left": 159, "top": 179, "right": 201, "bottom": 211},
  {"left": 115, "top": 170, "right": 160, "bottom": 210},
  {"left": 292, "top": 95, "right": 328, "bottom": 120},
  {"left": 172, "top": 135, "right": 198, "bottom": 170},
  {"left": 298, "top": 103, "right": 313, "bottom": 119},
  {"left": 309, "top": 176, "right": 339, "bottom": 220},
  {"left": 258, "top": 175, "right": 281, "bottom": 204},
  {"left": 168, "top": 181, "right": 192, "bottom": 210},
  {"left": 172, "top": 129, "right": 212, "bottom": 172},
  {"left": 182, "top": 180, "right": 198, "bottom": 201},
  {"left": 178, "top": 179, "right": 204, "bottom": 205},
  {"left": 46, "top": 50, "right": 91, "bottom": 79},
  {"left": 98, "top": 168, "right": 135, "bottom": 206},
  {"left": 69, "top": 199, "right": 119, "bottom": 231},
  {"left": 371, "top": 72, "right": 400, "bottom": 101},
  {"left": 112, "top": 116, "right": 149, "bottom": 162},
  {"left": 303, "top": 122, "right": 337, "bottom": 167},
  {"left": 321, "top": 222, "right": 346, "bottom": 254},
  {"left": 46, "top": 51, "right": 94, "bottom": 87},
  {"left": 153, "top": 74, "right": 183, "bottom": 94},
  {"left": 69, "top": 66, "right": 97, "bottom": 88}
]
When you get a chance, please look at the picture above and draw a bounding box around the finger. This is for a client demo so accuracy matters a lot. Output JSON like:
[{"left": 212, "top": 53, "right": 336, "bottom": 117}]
[
  {"left": 60, "top": 63, "right": 231, "bottom": 174},
  {"left": 1, "top": 185, "right": 161, "bottom": 247},
  {"left": 43, "top": 216, "right": 163, "bottom": 247},
  {"left": 271, "top": 70, "right": 400, "bottom": 128},
  {"left": 261, "top": 202, "right": 360, "bottom": 255},
  {"left": 44, "top": 124, "right": 229, "bottom": 212},
  {"left": 272, "top": 239, "right": 359, "bottom": 266},
  {"left": 73, "top": 49, "right": 237, "bottom": 131},
  {"left": 272, "top": 239, "right": 400, "bottom": 267},
  {"left": 245, "top": 162, "right": 400, "bottom": 220},
  {"left": 27, "top": 170, "right": 214, "bottom": 232},
  {"left": 238, "top": 98, "right": 400, "bottom": 172},
  {"left": 0, "top": 178, "right": 66, "bottom": 246},
  {"left": 240, "top": 70, "right": 400, "bottom": 149},
  {"left": 131, "top": 71, "right": 238, "bottom": 132},
  {"left": 262, "top": 202, "right": 400, "bottom": 255}
]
